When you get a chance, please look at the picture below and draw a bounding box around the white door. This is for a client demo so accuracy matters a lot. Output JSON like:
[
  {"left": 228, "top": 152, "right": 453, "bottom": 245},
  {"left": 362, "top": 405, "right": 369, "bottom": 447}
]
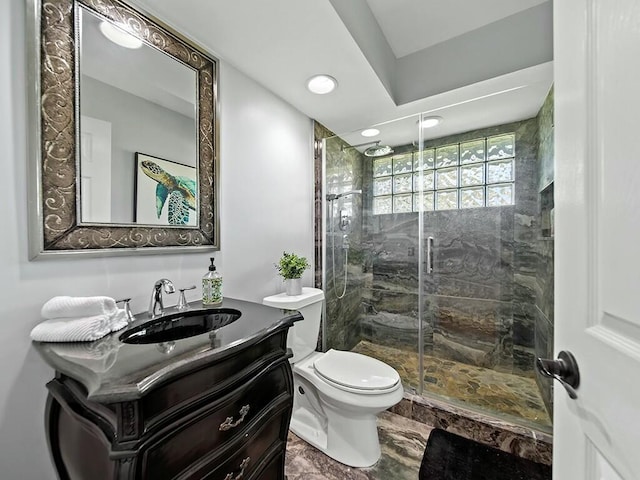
[
  {"left": 80, "top": 115, "right": 112, "bottom": 223},
  {"left": 554, "top": 0, "right": 640, "bottom": 479}
]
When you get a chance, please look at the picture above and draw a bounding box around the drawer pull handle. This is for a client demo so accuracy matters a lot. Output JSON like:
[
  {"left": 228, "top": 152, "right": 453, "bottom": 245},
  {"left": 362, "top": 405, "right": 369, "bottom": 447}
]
[
  {"left": 223, "top": 456, "right": 250, "bottom": 480},
  {"left": 219, "top": 404, "right": 250, "bottom": 431}
]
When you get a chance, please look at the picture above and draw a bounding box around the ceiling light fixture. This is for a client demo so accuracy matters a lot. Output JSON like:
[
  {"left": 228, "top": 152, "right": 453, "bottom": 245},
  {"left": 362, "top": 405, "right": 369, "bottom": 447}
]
[
  {"left": 307, "top": 74, "right": 338, "bottom": 94},
  {"left": 420, "top": 116, "right": 443, "bottom": 129},
  {"left": 99, "top": 21, "right": 143, "bottom": 49},
  {"left": 361, "top": 128, "right": 380, "bottom": 137}
]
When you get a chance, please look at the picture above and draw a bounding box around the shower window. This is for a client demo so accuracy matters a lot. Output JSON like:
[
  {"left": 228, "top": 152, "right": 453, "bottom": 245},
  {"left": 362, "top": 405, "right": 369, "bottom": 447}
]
[{"left": 372, "top": 133, "right": 515, "bottom": 214}]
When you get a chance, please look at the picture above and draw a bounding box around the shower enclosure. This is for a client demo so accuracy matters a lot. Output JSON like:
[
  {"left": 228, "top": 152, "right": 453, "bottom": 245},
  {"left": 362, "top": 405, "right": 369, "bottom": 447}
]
[{"left": 318, "top": 93, "right": 555, "bottom": 434}]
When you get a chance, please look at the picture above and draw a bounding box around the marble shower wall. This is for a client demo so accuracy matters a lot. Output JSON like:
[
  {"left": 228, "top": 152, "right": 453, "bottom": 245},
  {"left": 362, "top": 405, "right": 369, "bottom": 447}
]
[
  {"left": 534, "top": 88, "right": 555, "bottom": 415},
  {"left": 321, "top": 128, "right": 370, "bottom": 351},
  {"left": 363, "top": 118, "right": 542, "bottom": 377}
]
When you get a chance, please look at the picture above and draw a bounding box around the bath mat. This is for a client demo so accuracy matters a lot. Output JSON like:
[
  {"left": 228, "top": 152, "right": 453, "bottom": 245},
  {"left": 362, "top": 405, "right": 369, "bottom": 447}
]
[{"left": 419, "top": 429, "right": 551, "bottom": 480}]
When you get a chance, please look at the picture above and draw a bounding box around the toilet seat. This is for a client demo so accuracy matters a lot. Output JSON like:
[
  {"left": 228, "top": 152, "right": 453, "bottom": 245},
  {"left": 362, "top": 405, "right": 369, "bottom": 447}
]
[{"left": 313, "top": 349, "right": 400, "bottom": 394}]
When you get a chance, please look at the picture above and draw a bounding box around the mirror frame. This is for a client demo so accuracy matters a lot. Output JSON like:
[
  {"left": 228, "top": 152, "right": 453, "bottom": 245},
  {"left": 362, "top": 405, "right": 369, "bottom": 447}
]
[{"left": 27, "top": 0, "right": 220, "bottom": 258}]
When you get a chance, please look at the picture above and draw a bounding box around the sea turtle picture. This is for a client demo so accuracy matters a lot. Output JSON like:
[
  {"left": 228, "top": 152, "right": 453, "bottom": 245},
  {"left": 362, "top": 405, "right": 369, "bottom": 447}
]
[{"left": 140, "top": 159, "right": 197, "bottom": 225}]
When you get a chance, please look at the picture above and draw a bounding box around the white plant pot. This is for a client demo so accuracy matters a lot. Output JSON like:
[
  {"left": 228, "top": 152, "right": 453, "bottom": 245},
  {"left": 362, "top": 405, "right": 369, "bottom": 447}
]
[{"left": 284, "top": 278, "right": 302, "bottom": 296}]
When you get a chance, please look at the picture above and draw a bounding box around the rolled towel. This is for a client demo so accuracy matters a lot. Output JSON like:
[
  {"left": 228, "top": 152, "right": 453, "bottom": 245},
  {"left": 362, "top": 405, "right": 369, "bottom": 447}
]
[
  {"left": 30, "top": 314, "right": 113, "bottom": 342},
  {"left": 41, "top": 296, "right": 117, "bottom": 320}
]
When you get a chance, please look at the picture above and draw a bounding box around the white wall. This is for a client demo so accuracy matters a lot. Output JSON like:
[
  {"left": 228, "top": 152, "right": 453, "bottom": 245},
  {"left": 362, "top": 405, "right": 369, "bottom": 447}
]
[
  {"left": 81, "top": 76, "right": 197, "bottom": 223},
  {"left": 0, "top": 0, "right": 314, "bottom": 476}
]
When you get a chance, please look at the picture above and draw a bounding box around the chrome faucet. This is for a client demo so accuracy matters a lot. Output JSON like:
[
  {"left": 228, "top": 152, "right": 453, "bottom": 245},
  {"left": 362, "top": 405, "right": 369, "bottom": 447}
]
[{"left": 149, "top": 278, "right": 175, "bottom": 317}]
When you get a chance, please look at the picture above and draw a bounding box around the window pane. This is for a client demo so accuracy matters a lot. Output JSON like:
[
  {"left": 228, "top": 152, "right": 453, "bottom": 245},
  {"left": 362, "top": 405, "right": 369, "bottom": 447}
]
[
  {"left": 373, "top": 132, "right": 515, "bottom": 214},
  {"left": 435, "top": 144, "right": 459, "bottom": 168},
  {"left": 373, "top": 196, "right": 392, "bottom": 215},
  {"left": 487, "top": 184, "right": 514, "bottom": 206},
  {"left": 460, "top": 139, "right": 485, "bottom": 164},
  {"left": 414, "top": 148, "right": 435, "bottom": 170},
  {"left": 436, "top": 167, "right": 458, "bottom": 189},
  {"left": 487, "top": 159, "right": 514, "bottom": 184},
  {"left": 487, "top": 134, "right": 515, "bottom": 160},
  {"left": 373, "top": 177, "right": 392, "bottom": 196},
  {"left": 393, "top": 194, "right": 413, "bottom": 213},
  {"left": 413, "top": 171, "right": 434, "bottom": 191},
  {"left": 393, "top": 153, "right": 413, "bottom": 174},
  {"left": 373, "top": 158, "right": 393, "bottom": 177},
  {"left": 436, "top": 189, "right": 458, "bottom": 210},
  {"left": 460, "top": 164, "right": 484, "bottom": 186},
  {"left": 393, "top": 173, "right": 413, "bottom": 194},
  {"left": 413, "top": 192, "right": 434, "bottom": 211},
  {"left": 460, "top": 187, "right": 485, "bottom": 208}
]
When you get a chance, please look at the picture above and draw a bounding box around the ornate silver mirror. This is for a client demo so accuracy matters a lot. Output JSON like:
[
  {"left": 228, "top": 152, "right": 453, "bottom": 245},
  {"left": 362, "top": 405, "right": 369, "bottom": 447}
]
[{"left": 27, "top": 0, "right": 219, "bottom": 258}]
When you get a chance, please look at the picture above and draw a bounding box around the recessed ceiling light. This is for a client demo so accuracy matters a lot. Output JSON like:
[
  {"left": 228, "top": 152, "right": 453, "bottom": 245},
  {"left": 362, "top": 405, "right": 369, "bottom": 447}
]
[
  {"left": 420, "top": 116, "right": 443, "bottom": 129},
  {"left": 361, "top": 128, "right": 380, "bottom": 137},
  {"left": 100, "top": 21, "right": 143, "bottom": 49},
  {"left": 307, "top": 74, "right": 338, "bottom": 94}
]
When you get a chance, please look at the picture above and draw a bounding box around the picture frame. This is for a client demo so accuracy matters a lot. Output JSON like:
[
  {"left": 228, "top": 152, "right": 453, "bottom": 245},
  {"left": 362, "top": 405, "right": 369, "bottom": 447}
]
[{"left": 134, "top": 153, "right": 198, "bottom": 226}]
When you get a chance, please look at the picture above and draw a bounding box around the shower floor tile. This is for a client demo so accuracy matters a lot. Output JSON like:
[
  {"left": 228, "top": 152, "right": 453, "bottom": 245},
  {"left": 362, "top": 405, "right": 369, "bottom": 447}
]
[
  {"left": 284, "top": 411, "right": 432, "bottom": 480},
  {"left": 351, "top": 340, "right": 552, "bottom": 430}
]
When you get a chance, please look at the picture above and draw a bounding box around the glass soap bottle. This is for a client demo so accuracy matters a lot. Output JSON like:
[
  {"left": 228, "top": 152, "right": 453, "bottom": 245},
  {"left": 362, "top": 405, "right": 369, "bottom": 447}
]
[{"left": 202, "top": 257, "right": 222, "bottom": 306}]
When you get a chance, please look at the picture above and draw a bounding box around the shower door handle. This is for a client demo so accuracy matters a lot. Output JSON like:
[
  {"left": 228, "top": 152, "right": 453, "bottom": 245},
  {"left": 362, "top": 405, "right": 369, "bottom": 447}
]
[{"left": 425, "top": 236, "right": 434, "bottom": 274}]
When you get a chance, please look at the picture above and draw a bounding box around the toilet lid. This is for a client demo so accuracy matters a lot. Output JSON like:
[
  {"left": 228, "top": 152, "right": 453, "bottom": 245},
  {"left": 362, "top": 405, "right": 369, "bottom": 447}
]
[{"left": 313, "top": 349, "right": 400, "bottom": 391}]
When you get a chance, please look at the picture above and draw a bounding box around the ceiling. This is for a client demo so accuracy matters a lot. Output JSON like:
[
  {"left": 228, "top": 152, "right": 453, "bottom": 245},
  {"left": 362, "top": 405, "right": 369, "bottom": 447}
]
[
  {"left": 128, "top": 0, "right": 553, "bottom": 148},
  {"left": 365, "top": 0, "right": 549, "bottom": 58}
]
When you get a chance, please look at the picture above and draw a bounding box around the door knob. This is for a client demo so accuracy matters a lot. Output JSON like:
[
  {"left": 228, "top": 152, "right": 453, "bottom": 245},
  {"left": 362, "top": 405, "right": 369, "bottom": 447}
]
[{"left": 536, "top": 350, "right": 580, "bottom": 399}]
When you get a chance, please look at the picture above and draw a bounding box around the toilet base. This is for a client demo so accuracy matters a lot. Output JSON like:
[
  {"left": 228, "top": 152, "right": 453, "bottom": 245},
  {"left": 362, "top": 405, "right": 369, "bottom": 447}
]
[
  {"left": 290, "top": 354, "right": 403, "bottom": 468},
  {"left": 290, "top": 406, "right": 382, "bottom": 468}
]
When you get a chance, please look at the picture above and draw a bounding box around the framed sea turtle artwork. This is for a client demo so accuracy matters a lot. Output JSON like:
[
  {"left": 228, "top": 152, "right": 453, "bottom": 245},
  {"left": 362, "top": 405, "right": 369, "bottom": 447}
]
[{"left": 134, "top": 153, "right": 198, "bottom": 227}]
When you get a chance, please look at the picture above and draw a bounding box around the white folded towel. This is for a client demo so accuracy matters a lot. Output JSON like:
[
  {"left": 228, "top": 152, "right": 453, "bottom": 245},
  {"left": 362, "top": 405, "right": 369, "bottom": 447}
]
[
  {"left": 31, "top": 308, "right": 129, "bottom": 343},
  {"left": 30, "top": 314, "right": 113, "bottom": 342},
  {"left": 110, "top": 308, "right": 129, "bottom": 333},
  {"left": 41, "top": 296, "right": 117, "bottom": 320}
]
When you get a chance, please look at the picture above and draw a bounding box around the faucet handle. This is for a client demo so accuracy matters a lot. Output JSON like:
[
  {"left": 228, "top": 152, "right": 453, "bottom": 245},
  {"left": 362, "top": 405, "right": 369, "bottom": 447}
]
[
  {"left": 177, "top": 286, "right": 197, "bottom": 311},
  {"left": 115, "top": 298, "right": 135, "bottom": 323}
]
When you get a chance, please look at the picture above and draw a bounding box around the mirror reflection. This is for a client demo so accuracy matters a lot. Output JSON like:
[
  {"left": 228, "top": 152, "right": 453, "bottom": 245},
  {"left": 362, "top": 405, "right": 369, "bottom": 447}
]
[{"left": 79, "top": 6, "right": 198, "bottom": 226}]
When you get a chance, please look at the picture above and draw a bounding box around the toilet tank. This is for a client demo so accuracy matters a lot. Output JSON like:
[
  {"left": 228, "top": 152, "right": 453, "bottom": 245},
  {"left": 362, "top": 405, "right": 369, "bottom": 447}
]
[{"left": 262, "top": 288, "right": 324, "bottom": 363}]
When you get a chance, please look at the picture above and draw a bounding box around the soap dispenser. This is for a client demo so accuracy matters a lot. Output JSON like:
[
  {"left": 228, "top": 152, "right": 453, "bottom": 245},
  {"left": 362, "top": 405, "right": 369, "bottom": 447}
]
[{"left": 202, "top": 257, "right": 222, "bottom": 306}]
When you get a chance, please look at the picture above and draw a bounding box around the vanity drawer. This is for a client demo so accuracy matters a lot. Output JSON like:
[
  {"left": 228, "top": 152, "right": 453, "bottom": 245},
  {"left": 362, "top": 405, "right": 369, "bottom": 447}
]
[
  {"left": 196, "top": 408, "right": 288, "bottom": 480},
  {"left": 247, "top": 449, "right": 285, "bottom": 480},
  {"left": 142, "top": 329, "right": 289, "bottom": 426},
  {"left": 140, "top": 362, "right": 292, "bottom": 479}
]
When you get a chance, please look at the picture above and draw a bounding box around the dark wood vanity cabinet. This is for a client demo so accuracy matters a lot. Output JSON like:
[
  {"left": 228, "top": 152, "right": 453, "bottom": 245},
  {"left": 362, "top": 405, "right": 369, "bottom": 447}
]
[{"left": 43, "top": 324, "right": 294, "bottom": 480}]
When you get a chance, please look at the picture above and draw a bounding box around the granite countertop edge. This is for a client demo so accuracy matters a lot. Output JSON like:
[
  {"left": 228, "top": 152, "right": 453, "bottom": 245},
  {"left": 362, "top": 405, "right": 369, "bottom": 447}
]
[{"left": 32, "top": 298, "right": 302, "bottom": 403}]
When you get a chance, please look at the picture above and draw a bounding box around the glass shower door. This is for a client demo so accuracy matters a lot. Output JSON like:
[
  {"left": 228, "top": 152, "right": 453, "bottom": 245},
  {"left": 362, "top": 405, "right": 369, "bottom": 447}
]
[
  {"left": 320, "top": 104, "right": 554, "bottom": 432},
  {"left": 322, "top": 116, "right": 425, "bottom": 394}
]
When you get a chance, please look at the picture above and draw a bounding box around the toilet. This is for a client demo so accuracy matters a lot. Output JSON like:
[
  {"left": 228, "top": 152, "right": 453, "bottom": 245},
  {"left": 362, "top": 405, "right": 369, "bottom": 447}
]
[{"left": 263, "top": 287, "right": 403, "bottom": 468}]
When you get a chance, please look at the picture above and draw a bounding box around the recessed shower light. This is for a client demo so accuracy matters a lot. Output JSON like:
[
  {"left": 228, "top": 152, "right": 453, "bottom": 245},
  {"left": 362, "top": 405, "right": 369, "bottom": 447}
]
[
  {"left": 307, "top": 75, "right": 338, "bottom": 94},
  {"left": 420, "top": 116, "right": 443, "bottom": 129},
  {"left": 361, "top": 128, "right": 380, "bottom": 137},
  {"left": 100, "top": 21, "right": 143, "bottom": 49}
]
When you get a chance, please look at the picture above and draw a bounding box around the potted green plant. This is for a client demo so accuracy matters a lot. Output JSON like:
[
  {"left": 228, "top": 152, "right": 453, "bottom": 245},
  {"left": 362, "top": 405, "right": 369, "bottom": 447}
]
[{"left": 275, "top": 251, "right": 310, "bottom": 295}]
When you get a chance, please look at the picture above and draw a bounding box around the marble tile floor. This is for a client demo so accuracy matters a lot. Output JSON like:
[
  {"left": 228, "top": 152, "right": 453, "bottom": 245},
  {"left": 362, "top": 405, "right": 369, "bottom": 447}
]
[
  {"left": 285, "top": 411, "right": 432, "bottom": 480},
  {"left": 351, "top": 340, "right": 552, "bottom": 430}
]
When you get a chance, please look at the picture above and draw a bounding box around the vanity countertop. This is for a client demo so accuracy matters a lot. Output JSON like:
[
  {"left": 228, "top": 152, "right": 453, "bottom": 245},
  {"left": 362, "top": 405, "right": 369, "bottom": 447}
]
[{"left": 32, "top": 298, "right": 300, "bottom": 403}]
